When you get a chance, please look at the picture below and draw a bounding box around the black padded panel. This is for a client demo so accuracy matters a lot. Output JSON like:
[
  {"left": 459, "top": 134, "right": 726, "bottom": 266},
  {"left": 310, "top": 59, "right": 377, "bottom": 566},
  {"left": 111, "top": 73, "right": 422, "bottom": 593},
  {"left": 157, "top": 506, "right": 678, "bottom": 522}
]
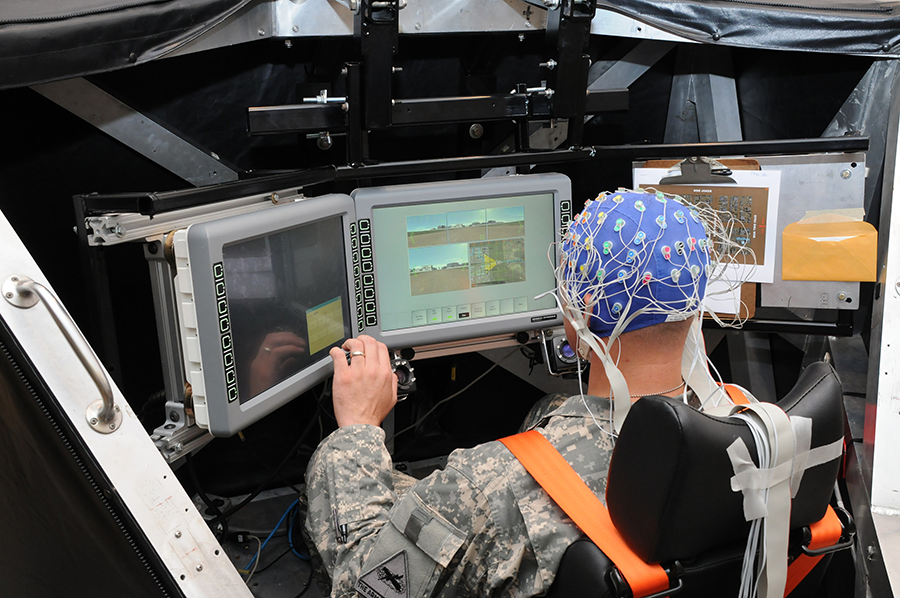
[
  {"left": 606, "top": 362, "right": 844, "bottom": 563},
  {"left": 544, "top": 539, "right": 616, "bottom": 598},
  {"left": 545, "top": 536, "right": 833, "bottom": 598},
  {"left": 0, "top": 318, "right": 180, "bottom": 597}
]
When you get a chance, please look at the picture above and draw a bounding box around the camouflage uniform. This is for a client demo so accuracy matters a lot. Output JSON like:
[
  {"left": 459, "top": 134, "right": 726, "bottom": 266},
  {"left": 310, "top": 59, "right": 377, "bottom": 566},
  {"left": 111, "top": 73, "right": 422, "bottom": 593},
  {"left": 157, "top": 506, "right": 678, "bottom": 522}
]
[{"left": 304, "top": 392, "right": 615, "bottom": 598}]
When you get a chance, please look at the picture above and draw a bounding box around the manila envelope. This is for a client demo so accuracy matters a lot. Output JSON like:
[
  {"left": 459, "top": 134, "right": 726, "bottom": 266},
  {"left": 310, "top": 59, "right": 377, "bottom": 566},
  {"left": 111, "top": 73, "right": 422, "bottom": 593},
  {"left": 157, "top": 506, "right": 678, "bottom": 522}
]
[{"left": 781, "top": 214, "right": 877, "bottom": 282}]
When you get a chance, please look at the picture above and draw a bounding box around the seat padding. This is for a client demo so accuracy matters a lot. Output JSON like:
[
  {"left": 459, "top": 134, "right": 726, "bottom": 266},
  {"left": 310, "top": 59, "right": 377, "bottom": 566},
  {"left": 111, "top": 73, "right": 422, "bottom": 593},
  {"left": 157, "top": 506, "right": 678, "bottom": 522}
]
[{"left": 605, "top": 362, "right": 845, "bottom": 563}]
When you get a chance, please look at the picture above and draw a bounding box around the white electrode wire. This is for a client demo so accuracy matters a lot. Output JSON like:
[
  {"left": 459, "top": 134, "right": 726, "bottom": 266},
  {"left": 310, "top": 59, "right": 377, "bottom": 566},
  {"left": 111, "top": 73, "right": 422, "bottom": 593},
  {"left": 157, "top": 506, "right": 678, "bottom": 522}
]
[
  {"left": 243, "top": 535, "right": 263, "bottom": 584},
  {"left": 733, "top": 411, "right": 772, "bottom": 598}
]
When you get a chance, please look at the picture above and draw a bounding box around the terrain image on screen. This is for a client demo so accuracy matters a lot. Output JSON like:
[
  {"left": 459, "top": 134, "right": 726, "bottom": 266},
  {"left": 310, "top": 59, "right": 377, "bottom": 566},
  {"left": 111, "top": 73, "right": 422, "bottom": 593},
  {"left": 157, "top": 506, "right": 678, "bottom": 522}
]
[{"left": 406, "top": 206, "right": 526, "bottom": 296}]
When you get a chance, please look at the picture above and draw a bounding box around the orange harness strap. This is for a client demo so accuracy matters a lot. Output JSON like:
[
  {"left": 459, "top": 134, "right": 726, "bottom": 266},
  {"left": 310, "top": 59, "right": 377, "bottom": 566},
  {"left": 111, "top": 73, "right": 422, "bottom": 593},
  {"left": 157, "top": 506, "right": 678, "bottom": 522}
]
[
  {"left": 499, "top": 430, "right": 671, "bottom": 598},
  {"left": 502, "top": 427, "right": 845, "bottom": 598},
  {"left": 782, "top": 505, "right": 843, "bottom": 597},
  {"left": 722, "top": 383, "right": 752, "bottom": 405}
]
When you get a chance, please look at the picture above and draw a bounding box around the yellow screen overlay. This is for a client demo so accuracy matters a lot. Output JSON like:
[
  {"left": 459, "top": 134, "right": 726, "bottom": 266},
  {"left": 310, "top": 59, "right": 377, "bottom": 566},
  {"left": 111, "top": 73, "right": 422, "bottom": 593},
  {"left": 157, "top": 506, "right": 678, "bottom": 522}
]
[{"left": 306, "top": 297, "right": 345, "bottom": 355}]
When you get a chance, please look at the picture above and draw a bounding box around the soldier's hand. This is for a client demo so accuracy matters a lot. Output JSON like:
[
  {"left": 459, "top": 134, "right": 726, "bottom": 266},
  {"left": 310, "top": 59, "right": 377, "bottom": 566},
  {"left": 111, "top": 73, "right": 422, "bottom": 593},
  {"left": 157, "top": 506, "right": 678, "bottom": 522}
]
[{"left": 330, "top": 335, "right": 398, "bottom": 427}]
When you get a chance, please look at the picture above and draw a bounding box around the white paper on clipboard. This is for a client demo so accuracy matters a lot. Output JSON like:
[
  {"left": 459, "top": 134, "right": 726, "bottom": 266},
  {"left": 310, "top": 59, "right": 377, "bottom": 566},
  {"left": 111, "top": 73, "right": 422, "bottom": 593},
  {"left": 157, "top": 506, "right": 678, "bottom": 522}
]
[{"left": 632, "top": 168, "right": 781, "bottom": 285}]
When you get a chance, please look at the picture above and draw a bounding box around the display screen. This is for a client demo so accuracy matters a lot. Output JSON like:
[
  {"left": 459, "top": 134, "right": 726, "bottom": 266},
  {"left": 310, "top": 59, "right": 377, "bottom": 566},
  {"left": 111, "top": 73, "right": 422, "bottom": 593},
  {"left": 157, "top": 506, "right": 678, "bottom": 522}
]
[
  {"left": 222, "top": 216, "right": 351, "bottom": 403},
  {"left": 372, "top": 193, "right": 557, "bottom": 331}
]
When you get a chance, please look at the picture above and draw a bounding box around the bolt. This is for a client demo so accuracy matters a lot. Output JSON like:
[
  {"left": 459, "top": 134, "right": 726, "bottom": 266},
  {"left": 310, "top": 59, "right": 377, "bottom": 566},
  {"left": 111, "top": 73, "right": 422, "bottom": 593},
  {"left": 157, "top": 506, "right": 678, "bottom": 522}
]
[
  {"left": 539, "top": 59, "right": 557, "bottom": 70},
  {"left": 292, "top": 25, "right": 299, "bottom": 33},
  {"left": 837, "top": 292, "right": 847, "bottom": 301},
  {"left": 196, "top": 564, "right": 204, "bottom": 572},
  {"left": 841, "top": 169, "right": 852, "bottom": 179},
  {"left": 258, "top": 28, "right": 266, "bottom": 36},
  {"left": 11, "top": 276, "right": 18, "bottom": 282},
  {"left": 399, "top": 0, "right": 408, "bottom": 8},
  {"left": 415, "top": 22, "right": 421, "bottom": 30},
  {"left": 4, "top": 292, "right": 12, "bottom": 300},
  {"left": 469, "top": 123, "right": 484, "bottom": 139},
  {"left": 114, "top": 224, "right": 126, "bottom": 238},
  {"left": 175, "top": 530, "right": 182, "bottom": 538},
  {"left": 317, "top": 132, "right": 333, "bottom": 151},
  {"left": 349, "top": 0, "right": 358, "bottom": 11},
  {"left": 392, "top": 66, "right": 403, "bottom": 73},
  {"left": 109, "top": 423, "right": 116, "bottom": 430},
  {"left": 169, "top": 410, "right": 180, "bottom": 422},
  {"left": 174, "top": 442, "right": 184, "bottom": 453},
  {"left": 271, "top": 193, "right": 281, "bottom": 203},
  {"left": 90, "top": 418, "right": 99, "bottom": 426},
  {"left": 543, "top": 0, "right": 560, "bottom": 7}
]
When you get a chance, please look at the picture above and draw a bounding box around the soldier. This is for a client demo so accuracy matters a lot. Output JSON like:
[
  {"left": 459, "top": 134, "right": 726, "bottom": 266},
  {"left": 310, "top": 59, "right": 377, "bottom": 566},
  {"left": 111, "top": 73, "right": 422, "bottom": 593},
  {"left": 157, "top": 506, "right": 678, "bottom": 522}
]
[{"left": 304, "top": 189, "right": 742, "bottom": 597}]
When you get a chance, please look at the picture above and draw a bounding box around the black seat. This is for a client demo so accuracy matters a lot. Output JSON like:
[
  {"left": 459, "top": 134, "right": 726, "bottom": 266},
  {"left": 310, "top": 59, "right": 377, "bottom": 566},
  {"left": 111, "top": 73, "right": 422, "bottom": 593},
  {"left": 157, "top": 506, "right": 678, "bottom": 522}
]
[{"left": 546, "top": 362, "right": 852, "bottom": 598}]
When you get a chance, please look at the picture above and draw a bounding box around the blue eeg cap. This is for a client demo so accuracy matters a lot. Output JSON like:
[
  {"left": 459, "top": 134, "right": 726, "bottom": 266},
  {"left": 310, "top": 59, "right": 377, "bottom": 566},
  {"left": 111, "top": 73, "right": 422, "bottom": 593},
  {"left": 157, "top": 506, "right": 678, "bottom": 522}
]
[{"left": 560, "top": 190, "right": 710, "bottom": 337}]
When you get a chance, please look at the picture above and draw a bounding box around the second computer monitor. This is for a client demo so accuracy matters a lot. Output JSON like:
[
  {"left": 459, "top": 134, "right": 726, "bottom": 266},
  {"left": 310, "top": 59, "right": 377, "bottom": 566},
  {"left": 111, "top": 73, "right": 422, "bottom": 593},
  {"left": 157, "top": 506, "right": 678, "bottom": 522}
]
[{"left": 352, "top": 173, "right": 572, "bottom": 348}]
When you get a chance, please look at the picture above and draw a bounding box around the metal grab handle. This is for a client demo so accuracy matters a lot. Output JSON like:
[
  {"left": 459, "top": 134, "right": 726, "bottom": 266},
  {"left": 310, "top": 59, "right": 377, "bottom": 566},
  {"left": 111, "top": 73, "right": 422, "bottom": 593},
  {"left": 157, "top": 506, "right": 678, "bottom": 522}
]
[{"left": 3, "top": 275, "right": 122, "bottom": 433}]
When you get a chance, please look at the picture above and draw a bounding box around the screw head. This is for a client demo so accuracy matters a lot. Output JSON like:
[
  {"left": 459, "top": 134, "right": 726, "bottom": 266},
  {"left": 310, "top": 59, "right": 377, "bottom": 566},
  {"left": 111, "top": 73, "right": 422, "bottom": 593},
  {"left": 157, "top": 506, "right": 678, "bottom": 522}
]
[
  {"left": 837, "top": 292, "right": 847, "bottom": 301},
  {"left": 89, "top": 418, "right": 99, "bottom": 425},
  {"left": 10, "top": 276, "right": 18, "bottom": 282},
  {"left": 175, "top": 530, "right": 182, "bottom": 538},
  {"left": 196, "top": 564, "right": 203, "bottom": 572},
  {"left": 469, "top": 123, "right": 484, "bottom": 139},
  {"left": 292, "top": 25, "right": 299, "bottom": 33},
  {"left": 109, "top": 423, "right": 116, "bottom": 430},
  {"left": 841, "top": 169, "right": 852, "bottom": 179},
  {"left": 258, "top": 28, "right": 265, "bottom": 36},
  {"left": 4, "top": 292, "right": 12, "bottom": 299}
]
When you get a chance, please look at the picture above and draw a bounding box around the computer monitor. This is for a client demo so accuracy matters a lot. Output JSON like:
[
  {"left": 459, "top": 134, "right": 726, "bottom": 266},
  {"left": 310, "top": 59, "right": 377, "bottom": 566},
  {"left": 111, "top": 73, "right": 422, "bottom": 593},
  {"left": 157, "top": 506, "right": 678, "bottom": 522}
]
[
  {"left": 351, "top": 173, "right": 572, "bottom": 348},
  {"left": 172, "top": 194, "right": 357, "bottom": 437}
]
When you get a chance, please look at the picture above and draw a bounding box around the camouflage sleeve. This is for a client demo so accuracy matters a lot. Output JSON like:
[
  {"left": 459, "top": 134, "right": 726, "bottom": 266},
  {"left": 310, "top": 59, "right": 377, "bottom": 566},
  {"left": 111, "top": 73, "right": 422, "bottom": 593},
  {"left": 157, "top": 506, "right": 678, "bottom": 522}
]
[
  {"left": 306, "top": 428, "right": 530, "bottom": 598},
  {"left": 304, "top": 424, "right": 398, "bottom": 597},
  {"left": 353, "top": 442, "right": 542, "bottom": 598}
]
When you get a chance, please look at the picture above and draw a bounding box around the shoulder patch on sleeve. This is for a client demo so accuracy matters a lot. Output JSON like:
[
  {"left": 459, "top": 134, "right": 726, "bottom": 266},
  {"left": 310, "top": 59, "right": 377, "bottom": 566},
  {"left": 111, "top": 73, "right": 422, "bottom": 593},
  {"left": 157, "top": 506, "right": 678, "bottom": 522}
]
[{"left": 357, "top": 551, "right": 409, "bottom": 598}]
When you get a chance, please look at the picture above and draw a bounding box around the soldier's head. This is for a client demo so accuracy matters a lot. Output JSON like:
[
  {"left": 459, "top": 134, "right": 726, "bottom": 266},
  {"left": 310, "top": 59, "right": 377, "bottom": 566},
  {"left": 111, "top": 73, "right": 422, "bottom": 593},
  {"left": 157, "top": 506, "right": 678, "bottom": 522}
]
[
  {"left": 557, "top": 189, "right": 711, "bottom": 342},
  {"left": 553, "top": 188, "right": 747, "bottom": 430}
]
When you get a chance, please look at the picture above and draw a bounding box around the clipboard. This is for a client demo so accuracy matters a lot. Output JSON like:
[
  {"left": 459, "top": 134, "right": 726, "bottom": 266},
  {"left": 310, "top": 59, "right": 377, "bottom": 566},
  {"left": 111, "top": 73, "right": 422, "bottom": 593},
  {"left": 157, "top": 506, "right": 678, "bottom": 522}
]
[{"left": 635, "top": 158, "right": 762, "bottom": 320}]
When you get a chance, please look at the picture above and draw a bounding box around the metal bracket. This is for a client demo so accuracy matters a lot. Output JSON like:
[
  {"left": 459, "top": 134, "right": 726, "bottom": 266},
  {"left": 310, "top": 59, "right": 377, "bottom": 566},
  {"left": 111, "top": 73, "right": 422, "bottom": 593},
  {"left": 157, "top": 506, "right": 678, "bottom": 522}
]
[
  {"left": 84, "top": 190, "right": 294, "bottom": 246},
  {"left": 3, "top": 275, "right": 123, "bottom": 434}
]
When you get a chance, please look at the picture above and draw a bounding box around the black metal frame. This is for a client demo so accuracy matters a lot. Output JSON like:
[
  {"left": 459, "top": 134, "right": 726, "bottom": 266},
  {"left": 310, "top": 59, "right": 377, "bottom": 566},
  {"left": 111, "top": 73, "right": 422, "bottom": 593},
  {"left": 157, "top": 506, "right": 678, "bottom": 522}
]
[
  {"left": 79, "top": 136, "right": 870, "bottom": 218},
  {"left": 246, "top": 0, "right": 616, "bottom": 161}
]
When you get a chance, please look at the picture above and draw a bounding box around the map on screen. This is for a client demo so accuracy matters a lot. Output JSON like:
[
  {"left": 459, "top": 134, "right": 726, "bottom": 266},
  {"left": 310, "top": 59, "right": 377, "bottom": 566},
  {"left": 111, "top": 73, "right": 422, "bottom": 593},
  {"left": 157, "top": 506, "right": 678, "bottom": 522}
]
[{"left": 406, "top": 206, "right": 526, "bottom": 296}]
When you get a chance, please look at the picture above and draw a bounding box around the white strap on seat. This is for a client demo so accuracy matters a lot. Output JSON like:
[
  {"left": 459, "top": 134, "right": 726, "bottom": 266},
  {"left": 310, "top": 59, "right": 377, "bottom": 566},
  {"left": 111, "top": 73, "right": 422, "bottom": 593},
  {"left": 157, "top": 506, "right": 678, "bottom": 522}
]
[{"left": 724, "top": 403, "right": 844, "bottom": 598}]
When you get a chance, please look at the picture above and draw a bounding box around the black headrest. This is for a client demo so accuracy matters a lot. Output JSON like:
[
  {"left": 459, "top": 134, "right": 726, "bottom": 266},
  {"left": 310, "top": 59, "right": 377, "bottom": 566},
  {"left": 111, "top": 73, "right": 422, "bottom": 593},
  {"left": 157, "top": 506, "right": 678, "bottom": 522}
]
[{"left": 605, "top": 362, "right": 845, "bottom": 564}]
